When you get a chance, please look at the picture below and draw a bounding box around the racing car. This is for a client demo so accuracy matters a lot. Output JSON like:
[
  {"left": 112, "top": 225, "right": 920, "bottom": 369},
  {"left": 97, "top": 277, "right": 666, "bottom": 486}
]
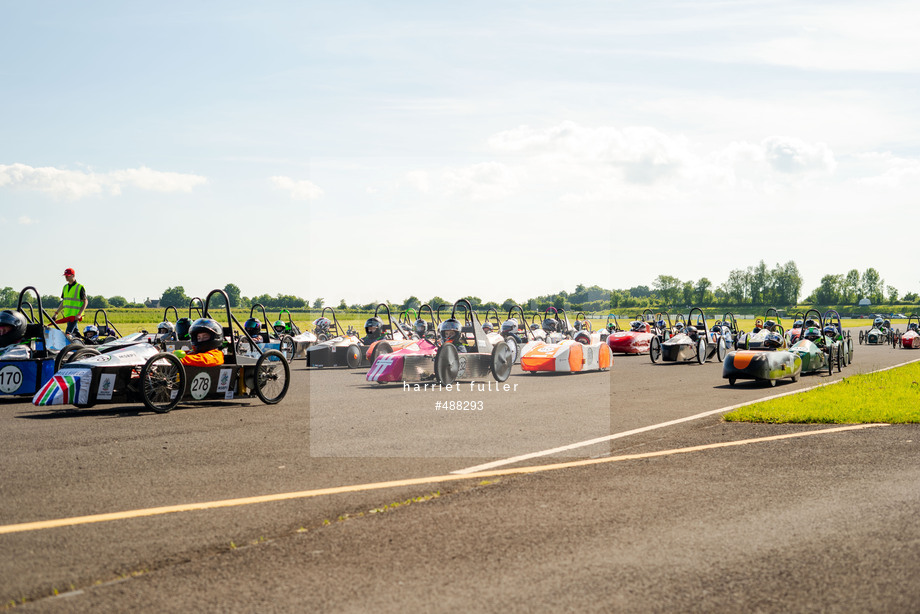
[
  {"left": 780, "top": 310, "right": 844, "bottom": 377},
  {"left": 895, "top": 315, "right": 920, "bottom": 348},
  {"left": 0, "top": 287, "right": 70, "bottom": 399},
  {"left": 859, "top": 317, "right": 896, "bottom": 345},
  {"left": 736, "top": 308, "right": 786, "bottom": 350},
  {"left": 305, "top": 304, "right": 413, "bottom": 368},
  {"left": 366, "top": 299, "right": 513, "bottom": 385},
  {"left": 722, "top": 308, "right": 802, "bottom": 387},
  {"left": 650, "top": 308, "right": 726, "bottom": 364},
  {"left": 34, "top": 289, "right": 289, "bottom": 412},
  {"left": 519, "top": 324, "right": 612, "bottom": 374},
  {"left": 235, "top": 304, "right": 298, "bottom": 362}
]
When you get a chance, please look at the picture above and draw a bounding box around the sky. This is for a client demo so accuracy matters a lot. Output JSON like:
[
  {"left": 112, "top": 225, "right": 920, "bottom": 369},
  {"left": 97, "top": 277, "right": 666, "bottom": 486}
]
[{"left": 2, "top": 1, "right": 918, "bottom": 306}]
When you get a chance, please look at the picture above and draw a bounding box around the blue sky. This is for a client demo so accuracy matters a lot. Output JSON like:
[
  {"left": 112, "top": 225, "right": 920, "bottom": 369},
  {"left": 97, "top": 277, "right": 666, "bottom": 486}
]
[{"left": 2, "top": 1, "right": 918, "bottom": 305}]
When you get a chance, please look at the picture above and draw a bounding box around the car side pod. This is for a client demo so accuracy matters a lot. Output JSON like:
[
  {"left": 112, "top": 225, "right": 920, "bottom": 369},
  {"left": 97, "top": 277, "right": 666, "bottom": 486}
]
[{"left": 722, "top": 350, "right": 801, "bottom": 387}]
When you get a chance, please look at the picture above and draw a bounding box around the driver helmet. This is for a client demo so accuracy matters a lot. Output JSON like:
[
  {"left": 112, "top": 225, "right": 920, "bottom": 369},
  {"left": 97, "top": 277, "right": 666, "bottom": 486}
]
[
  {"left": 313, "top": 317, "right": 331, "bottom": 333},
  {"left": 804, "top": 319, "right": 817, "bottom": 329},
  {"left": 482, "top": 321, "right": 494, "bottom": 334},
  {"left": 764, "top": 332, "right": 783, "bottom": 348},
  {"left": 273, "top": 319, "right": 287, "bottom": 334},
  {"left": 573, "top": 319, "right": 582, "bottom": 331},
  {"left": 823, "top": 325, "right": 837, "bottom": 337},
  {"left": 686, "top": 325, "right": 699, "bottom": 340},
  {"left": 501, "top": 318, "right": 517, "bottom": 334},
  {"left": 804, "top": 327, "right": 821, "bottom": 342},
  {"left": 541, "top": 318, "right": 557, "bottom": 333},
  {"left": 630, "top": 320, "right": 642, "bottom": 332},
  {"left": 710, "top": 323, "right": 722, "bottom": 333},
  {"left": 883, "top": 319, "right": 891, "bottom": 329},
  {"left": 574, "top": 330, "right": 591, "bottom": 345},
  {"left": 83, "top": 325, "right": 99, "bottom": 341},
  {"left": 413, "top": 318, "right": 427, "bottom": 337},
  {"left": 157, "top": 321, "right": 175, "bottom": 337},
  {"left": 175, "top": 317, "right": 193, "bottom": 341},
  {"left": 656, "top": 319, "right": 666, "bottom": 330},
  {"left": 189, "top": 318, "right": 223, "bottom": 352},
  {"left": 0, "top": 310, "right": 27, "bottom": 347},
  {"left": 873, "top": 317, "right": 884, "bottom": 328},
  {"left": 364, "top": 317, "right": 383, "bottom": 336},
  {"left": 244, "top": 318, "right": 262, "bottom": 337},
  {"left": 793, "top": 320, "right": 804, "bottom": 329},
  {"left": 908, "top": 322, "right": 919, "bottom": 331},
  {"left": 754, "top": 319, "right": 764, "bottom": 330},
  {"left": 764, "top": 319, "right": 776, "bottom": 332},
  {"left": 438, "top": 318, "right": 462, "bottom": 344},
  {"left": 530, "top": 323, "right": 541, "bottom": 331},
  {"left": 606, "top": 322, "right": 616, "bottom": 332},
  {"left": 674, "top": 322, "right": 685, "bottom": 333}
]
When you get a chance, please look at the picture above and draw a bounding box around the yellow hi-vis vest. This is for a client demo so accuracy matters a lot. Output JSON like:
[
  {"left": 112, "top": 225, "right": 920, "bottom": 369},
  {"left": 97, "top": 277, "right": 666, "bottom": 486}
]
[{"left": 61, "top": 282, "right": 84, "bottom": 318}]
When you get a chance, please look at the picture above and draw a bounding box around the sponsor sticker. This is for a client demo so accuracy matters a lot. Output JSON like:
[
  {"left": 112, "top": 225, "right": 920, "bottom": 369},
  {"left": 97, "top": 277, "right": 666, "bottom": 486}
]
[
  {"left": 224, "top": 390, "right": 234, "bottom": 400},
  {"left": 216, "top": 368, "right": 232, "bottom": 393},
  {"left": 96, "top": 373, "right": 116, "bottom": 400}
]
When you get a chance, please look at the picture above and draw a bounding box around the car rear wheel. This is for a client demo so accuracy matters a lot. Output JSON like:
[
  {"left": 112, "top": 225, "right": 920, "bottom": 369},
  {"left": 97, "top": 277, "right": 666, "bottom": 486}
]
[
  {"left": 649, "top": 337, "right": 661, "bottom": 364},
  {"left": 345, "top": 344, "right": 363, "bottom": 369},
  {"left": 490, "top": 341, "right": 513, "bottom": 382},
  {"left": 279, "top": 335, "right": 295, "bottom": 362},
  {"left": 254, "top": 349, "right": 290, "bottom": 404},
  {"left": 696, "top": 338, "right": 707, "bottom": 364},
  {"left": 434, "top": 343, "right": 460, "bottom": 386},
  {"left": 370, "top": 341, "right": 393, "bottom": 365}
]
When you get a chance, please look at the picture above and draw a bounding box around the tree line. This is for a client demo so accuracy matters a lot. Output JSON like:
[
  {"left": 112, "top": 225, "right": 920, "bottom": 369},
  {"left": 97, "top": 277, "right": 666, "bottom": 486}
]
[{"left": 1, "top": 261, "right": 915, "bottom": 313}]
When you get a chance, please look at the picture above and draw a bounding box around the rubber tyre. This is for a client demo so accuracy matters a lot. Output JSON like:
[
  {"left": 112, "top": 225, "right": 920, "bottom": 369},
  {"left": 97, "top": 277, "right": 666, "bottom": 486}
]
[
  {"left": 434, "top": 343, "right": 460, "bottom": 386},
  {"left": 370, "top": 341, "right": 393, "bottom": 365},
  {"left": 836, "top": 344, "right": 843, "bottom": 373},
  {"left": 279, "top": 335, "right": 295, "bottom": 362},
  {"left": 54, "top": 343, "right": 86, "bottom": 372},
  {"left": 140, "top": 352, "right": 186, "bottom": 413},
  {"left": 696, "top": 338, "right": 707, "bottom": 364},
  {"left": 728, "top": 377, "right": 736, "bottom": 386},
  {"left": 345, "top": 344, "right": 363, "bottom": 369},
  {"left": 649, "top": 337, "right": 661, "bottom": 364},
  {"left": 68, "top": 347, "right": 101, "bottom": 364},
  {"left": 254, "top": 349, "right": 290, "bottom": 404},
  {"left": 769, "top": 379, "right": 778, "bottom": 387},
  {"left": 490, "top": 341, "right": 513, "bottom": 382},
  {"left": 827, "top": 348, "right": 834, "bottom": 377},
  {"left": 717, "top": 339, "right": 727, "bottom": 362}
]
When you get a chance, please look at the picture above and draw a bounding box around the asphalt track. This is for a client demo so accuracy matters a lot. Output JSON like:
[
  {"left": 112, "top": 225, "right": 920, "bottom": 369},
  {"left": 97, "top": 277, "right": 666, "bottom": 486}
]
[{"left": 2, "top": 333, "right": 919, "bottom": 612}]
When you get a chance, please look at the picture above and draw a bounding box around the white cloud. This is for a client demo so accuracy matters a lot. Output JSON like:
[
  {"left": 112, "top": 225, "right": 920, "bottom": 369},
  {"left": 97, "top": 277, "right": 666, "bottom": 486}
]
[
  {"left": 403, "top": 162, "right": 518, "bottom": 201},
  {"left": 847, "top": 152, "right": 920, "bottom": 188},
  {"left": 18, "top": 216, "right": 35, "bottom": 225},
  {"left": 270, "top": 176, "right": 324, "bottom": 200},
  {"left": 761, "top": 136, "right": 836, "bottom": 175},
  {"left": 0, "top": 163, "right": 207, "bottom": 200}
]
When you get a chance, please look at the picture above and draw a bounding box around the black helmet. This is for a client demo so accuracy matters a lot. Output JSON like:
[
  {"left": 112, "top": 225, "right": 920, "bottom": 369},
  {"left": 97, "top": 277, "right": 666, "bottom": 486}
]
[
  {"left": 175, "top": 317, "right": 192, "bottom": 341},
  {"left": 364, "top": 317, "right": 383, "bottom": 335},
  {"left": 804, "top": 327, "right": 821, "bottom": 341},
  {"left": 0, "top": 310, "right": 27, "bottom": 347},
  {"left": 908, "top": 322, "right": 918, "bottom": 331},
  {"left": 804, "top": 319, "right": 817, "bottom": 329},
  {"left": 438, "top": 318, "right": 461, "bottom": 344},
  {"left": 542, "top": 318, "right": 557, "bottom": 333},
  {"left": 574, "top": 331, "right": 591, "bottom": 345},
  {"left": 189, "top": 318, "right": 223, "bottom": 352},
  {"left": 413, "top": 319, "right": 427, "bottom": 337},
  {"left": 823, "top": 325, "right": 837, "bottom": 337},
  {"left": 793, "top": 320, "right": 804, "bottom": 328},
  {"left": 686, "top": 325, "right": 699, "bottom": 340},
  {"left": 764, "top": 332, "right": 783, "bottom": 348},
  {"left": 244, "top": 318, "right": 261, "bottom": 337},
  {"left": 764, "top": 320, "right": 776, "bottom": 331}
]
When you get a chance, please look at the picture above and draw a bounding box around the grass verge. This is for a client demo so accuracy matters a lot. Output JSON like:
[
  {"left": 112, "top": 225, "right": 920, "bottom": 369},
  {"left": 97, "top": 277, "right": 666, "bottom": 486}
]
[{"left": 724, "top": 361, "right": 920, "bottom": 424}]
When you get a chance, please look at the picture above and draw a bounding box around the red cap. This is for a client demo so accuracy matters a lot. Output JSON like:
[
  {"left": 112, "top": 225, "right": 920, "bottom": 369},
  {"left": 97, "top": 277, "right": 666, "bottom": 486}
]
[{"left": 63, "top": 268, "right": 75, "bottom": 276}]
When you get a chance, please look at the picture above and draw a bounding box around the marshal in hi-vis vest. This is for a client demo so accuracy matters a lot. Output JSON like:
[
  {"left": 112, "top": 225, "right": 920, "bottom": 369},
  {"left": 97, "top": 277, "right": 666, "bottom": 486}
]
[{"left": 61, "top": 282, "right": 84, "bottom": 318}]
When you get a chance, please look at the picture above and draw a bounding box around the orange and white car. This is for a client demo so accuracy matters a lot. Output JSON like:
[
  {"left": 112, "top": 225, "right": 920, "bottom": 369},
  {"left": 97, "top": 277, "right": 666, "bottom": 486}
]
[{"left": 519, "top": 333, "right": 612, "bottom": 373}]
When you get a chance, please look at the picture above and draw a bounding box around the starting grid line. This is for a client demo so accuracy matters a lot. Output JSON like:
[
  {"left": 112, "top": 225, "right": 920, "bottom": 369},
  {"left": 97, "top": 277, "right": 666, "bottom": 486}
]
[
  {"left": 0, "top": 424, "right": 887, "bottom": 535},
  {"left": 452, "top": 356, "right": 920, "bottom": 474}
]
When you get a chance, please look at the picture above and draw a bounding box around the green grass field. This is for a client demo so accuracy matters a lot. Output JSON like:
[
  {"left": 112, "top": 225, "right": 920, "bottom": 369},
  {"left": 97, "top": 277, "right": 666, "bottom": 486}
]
[{"left": 724, "top": 361, "right": 920, "bottom": 424}]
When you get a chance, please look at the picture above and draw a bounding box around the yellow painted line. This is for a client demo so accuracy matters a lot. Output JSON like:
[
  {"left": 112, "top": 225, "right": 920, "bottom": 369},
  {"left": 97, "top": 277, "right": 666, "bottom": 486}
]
[{"left": 0, "top": 423, "right": 884, "bottom": 535}]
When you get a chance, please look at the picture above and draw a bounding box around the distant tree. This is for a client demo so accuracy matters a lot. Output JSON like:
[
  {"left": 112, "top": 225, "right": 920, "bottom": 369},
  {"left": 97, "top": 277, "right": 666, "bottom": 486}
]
[
  {"left": 223, "top": 283, "right": 242, "bottom": 307},
  {"left": 720, "top": 268, "right": 750, "bottom": 304},
  {"left": 88, "top": 295, "right": 109, "bottom": 309},
  {"left": 500, "top": 298, "right": 517, "bottom": 312},
  {"left": 338, "top": 298, "right": 347, "bottom": 310},
  {"left": 694, "top": 278, "right": 712, "bottom": 305},
  {"left": 0, "top": 287, "right": 16, "bottom": 307},
  {"left": 887, "top": 285, "right": 899, "bottom": 303},
  {"left": 902, "top": 291, "right": 918, "bottom": 303},
  {"left": 313, "top": 298, "right": 324, "bottom": 309},
  {"left": 860, "top": 268, "right": 883, "bottom": 303},
  {"left": 461, "top": 296, "right": 483, "bottom": 308},
  {"left": 653, "top": 275, "right": 682, "bottom": 306},
  {"left": 628, "top": 285, "right": 651, "bottom": 298},
  {"left": 428, "top": 296, "right": 447, "bottom": 309},
  {"left": 107, "top": 296, "right": 127, "bottom": 308},
  {"left": 42, "top": 294, "right": 61, "bottom": 308},
  {"left": 125, "top": 302, "right": 146, "bottom": 309},
  {"left": 401, "top": 296, "right": 420, "bottom": 310},
  {"left": 842, "top": 269, "right": 860, "bottom": 304},
  {"left": 160, "top": 286, "right": 190, "bottom": 308},
  {"left": 681, "top": 281, "right": 694, "bottom": 305},
  {"left": 813, "top": 275, "right": 843, "bottom": 304}
]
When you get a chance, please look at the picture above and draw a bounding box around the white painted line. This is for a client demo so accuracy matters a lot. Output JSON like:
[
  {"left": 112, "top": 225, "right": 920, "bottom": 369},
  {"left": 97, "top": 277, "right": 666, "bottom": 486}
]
[{"left": 451, "top": 356, "right": 920, "bottom": 475}]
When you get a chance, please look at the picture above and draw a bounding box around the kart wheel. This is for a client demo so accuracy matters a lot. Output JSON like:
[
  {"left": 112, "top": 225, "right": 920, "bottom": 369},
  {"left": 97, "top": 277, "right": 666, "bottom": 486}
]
[
  {"left": 836, "top": 344, "right": 843, "bottom": 373},
  {"left": 717, "top": 339, "right": 727, "bottom": 362},
  {"left": 728, "top": 377, "right": 736, "bottom": 386},
  {"left": 235, "top": 337, "right": 254, "bottom": 356},
  {"left": 858, "top": 331, "right": 864, "bottom": 344},
  {"left": 827, "top": 349, "right": 834, "bottom": 377},
  {"left": 345, "top": 344, "right": 362, "bottom": 369},
  {"left": 696, "top": 338, "right": 707, "bottom": 364},
  {"left": 254, "top": 349, "right": 290, "bottom": 404},
  {"left": 649, "top": 337, "right": 661, "bottom": 363},
  {"left": 68, "top": 347, "right": 101, "bottom": 364},
  {"left": 140, "top": 352, "right": 186, "bottom": 413},
  {"left": 434, "top": 343, "right": 460, "bottom": 386},
  {"left": 847, "top": 338, "right": 854, "bottom": 363},
  {"left": 769, "top": 379, "right": 777, "bottom": 387},
  {"left": 279, "top": 335, "right": 295, "bottom": 362},
  {"left": 791, "top": 373, "right": 799, "bottom": 383},
  {"left": 504, "top": 336, "right": 519, "bottom": 364},
  {"left": 490, "top": 341, "right": 513, "bottom": 383},
  {"left": 54, "top": 343, "right": 88, "bottom": 372},
  {"left": 370, "top": 341, "right": 393, "bottom": 365},
  {"left": 317, "top": 334, "right": 328, "bottom": 342}
]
